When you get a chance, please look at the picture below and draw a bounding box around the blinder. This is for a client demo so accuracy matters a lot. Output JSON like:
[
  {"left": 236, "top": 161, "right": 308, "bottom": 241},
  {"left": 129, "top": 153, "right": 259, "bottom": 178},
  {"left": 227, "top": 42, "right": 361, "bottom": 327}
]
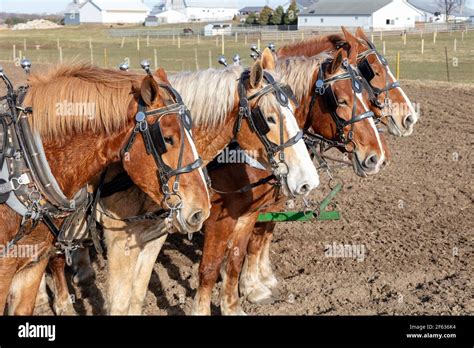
[
  {"left": 250, "top": 107, "right": 271, "bottom": 135},
  {"left": 149, "top": 118, "right": 168, "bottom": 155},
  {"left": 357, "top": 58, "right": 375, "bottom": 82}
]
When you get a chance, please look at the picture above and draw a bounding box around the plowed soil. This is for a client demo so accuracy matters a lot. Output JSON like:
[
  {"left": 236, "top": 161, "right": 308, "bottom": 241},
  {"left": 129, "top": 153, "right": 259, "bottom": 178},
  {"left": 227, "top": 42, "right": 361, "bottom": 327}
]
[{"left": 2, "top": 63, "right": 472, "bottom": 315}]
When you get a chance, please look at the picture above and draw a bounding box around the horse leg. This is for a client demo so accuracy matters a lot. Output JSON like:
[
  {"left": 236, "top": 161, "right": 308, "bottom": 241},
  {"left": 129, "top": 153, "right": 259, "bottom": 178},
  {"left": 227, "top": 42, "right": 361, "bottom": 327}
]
[
  {"left": 8, "top": 258, "right": 49, "bottom": 315},
  {"left": 48, "top": 254, "right": 76, "bottom": 315},
  {"left": 35, "top": 274, "right": 49, "bottom": 308},
  {"left": 129, "top": 233, "right": 167, "bottom": 315},
  {"left": 220, "top": 213, "right": 259, "bottom": 315},
  {"left": 71, "top": 248, "right": 95, "bottom": 286},
  {"left": 258, "top": 226, "right": 278, "bottom": 290},
  {"left": 240, "top": 222, "right": 274, "bottom": 304},
  {"left": 192, "top": 211, "right": 237, "bottom": 315},
  {"left": 104, "top": 227, "right": 141, "bottom": 315}
]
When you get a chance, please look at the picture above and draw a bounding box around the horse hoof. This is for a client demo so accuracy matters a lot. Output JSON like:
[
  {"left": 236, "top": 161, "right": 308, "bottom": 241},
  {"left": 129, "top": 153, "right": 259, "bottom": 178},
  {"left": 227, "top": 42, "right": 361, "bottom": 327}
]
[{"left": 246, "top": 286, "right": 274, "bottom": 304}]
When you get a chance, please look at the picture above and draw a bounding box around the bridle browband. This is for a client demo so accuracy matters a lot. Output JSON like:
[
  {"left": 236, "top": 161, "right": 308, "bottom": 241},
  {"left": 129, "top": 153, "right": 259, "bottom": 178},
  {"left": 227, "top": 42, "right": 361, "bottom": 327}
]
[
  {"left": 305, "top": 58, "right": 375, "bottom": 151},
  {"left": 234, "top": 69, "right": 303, "bottom": 195},
  {"left": 122, "top": 82, "right": 203, "bottom": 210}
]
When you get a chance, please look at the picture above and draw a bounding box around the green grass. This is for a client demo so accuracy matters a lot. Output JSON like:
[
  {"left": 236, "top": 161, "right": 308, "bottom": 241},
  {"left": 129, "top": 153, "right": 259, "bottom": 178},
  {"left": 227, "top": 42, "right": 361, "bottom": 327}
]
[{"left": 0, "top": 26, "right": 473, "bottom": 83}]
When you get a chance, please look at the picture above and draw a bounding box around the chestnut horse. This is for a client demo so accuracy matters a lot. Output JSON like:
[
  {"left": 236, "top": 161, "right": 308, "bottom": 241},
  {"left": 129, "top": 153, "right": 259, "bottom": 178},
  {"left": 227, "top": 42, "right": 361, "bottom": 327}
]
[
  {"left": 36, "top": 48, "right": 319, "bottom": 315},
  {"left": 192, "top": 29, "right": 391, "bottom": 315},
  {"left": 1, "top": 64, "right": 210, "bottom": 315},
  {"left": 240, "top": 27, "right": 420, "bottom": 306},
  {"left": 278, "top": 27, "right": 419, "bottom": 137}
]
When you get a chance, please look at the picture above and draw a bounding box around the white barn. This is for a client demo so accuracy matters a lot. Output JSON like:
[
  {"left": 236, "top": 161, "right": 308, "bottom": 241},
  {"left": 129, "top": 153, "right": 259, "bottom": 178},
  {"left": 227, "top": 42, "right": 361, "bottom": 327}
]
[
  {"left": 146, "top": 0, "right": 238, "bottom": 25},
  {"left": 298, "top": 0, "right": 422, "bottom": 30},
  {"left": 79, "top": 0, "right": 150, "bottom": 24}
]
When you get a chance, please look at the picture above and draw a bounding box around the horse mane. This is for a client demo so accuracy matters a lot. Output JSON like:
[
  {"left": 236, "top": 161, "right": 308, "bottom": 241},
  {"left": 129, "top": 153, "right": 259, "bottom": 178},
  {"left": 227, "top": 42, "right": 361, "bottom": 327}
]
[
  {"left": 276, "top": 53, "right": 332, "bottom": 102},
  {"left": 277, "top": 34, "right": 344, "bottom": 58},
  {"left": 169, "top": 66, "right": 242, "bottom": 129},
  {"left": 23, "top": 63, "right": 144, "bottom": 139}
]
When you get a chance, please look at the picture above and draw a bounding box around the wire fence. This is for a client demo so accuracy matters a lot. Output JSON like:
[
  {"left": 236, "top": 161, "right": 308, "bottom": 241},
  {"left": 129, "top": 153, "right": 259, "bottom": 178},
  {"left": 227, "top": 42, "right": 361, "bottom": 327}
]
[{"left": 0, "top": 26, "right": 473, "bottom": 83}]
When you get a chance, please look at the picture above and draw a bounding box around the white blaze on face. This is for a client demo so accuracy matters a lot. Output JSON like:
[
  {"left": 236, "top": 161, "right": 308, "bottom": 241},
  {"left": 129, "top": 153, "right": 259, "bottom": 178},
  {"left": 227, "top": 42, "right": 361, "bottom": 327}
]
[
  {"left": 280, "top": 105, "right": 319, "bottom": 196},
  {"left": 382, "top": 61, "right": 419, "bottom": 126},
  {"left": 184, "top": 128, "right": 210, "bottom": 202},
  {"left": 356, "top": 92, "right": 385, "bottom": 171}
]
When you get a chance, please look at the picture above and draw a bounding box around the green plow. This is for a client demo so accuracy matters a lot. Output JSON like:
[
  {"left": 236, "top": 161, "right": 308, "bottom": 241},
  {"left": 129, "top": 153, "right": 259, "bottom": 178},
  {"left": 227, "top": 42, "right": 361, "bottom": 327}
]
[{"left": 257, "top": 183, "right": 342, "bottom": 222}]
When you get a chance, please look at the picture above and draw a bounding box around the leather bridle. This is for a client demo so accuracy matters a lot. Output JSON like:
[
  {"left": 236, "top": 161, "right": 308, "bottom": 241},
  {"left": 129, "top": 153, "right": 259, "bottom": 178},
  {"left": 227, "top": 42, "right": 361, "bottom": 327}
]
[
  {"left": 122, "top": 83, "right": 203, "bottom": 211},
  {"left": 305, "top": 58, "right": 375, "bottom": 151},
  {"left": 357, "top": 39, "right": 400, "bottom": 117},
  {"left": 234, "top": 70, "right": 303, "bottom": 195}
]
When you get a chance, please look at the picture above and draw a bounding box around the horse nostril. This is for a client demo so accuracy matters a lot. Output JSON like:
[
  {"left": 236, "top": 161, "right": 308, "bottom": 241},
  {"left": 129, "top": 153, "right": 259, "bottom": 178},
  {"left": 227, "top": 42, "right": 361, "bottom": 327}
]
[
  {"left": 187, "top": 210, "right": 203, "bottom": 226},
  {"left": 403, "top": 114, "right": 415, "bottom": 129},
  {"left": 296, "top": 183, "right": 311, "bottom": 196},
  {"left": 363, "top": 154, "right": 379, "bottom": 170}
]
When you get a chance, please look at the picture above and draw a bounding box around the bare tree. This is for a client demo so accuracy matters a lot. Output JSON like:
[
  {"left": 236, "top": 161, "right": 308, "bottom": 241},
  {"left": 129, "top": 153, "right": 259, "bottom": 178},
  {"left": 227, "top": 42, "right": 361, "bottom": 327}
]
[{"left": 437, "top": 0, "right": 459, "bottom": 18}]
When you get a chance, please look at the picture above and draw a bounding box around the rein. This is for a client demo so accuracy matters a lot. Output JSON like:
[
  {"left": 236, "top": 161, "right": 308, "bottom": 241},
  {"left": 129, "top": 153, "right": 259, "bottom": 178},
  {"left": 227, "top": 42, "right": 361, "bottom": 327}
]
[
  {"left": 305, "top": 58, "right": 375, "bottom": 153},
  {"left": 122, "top": 83, "right": 203, "bottom": 211},
  {"left": 221, "top": 69, "right": 303, "bottom": 197}
]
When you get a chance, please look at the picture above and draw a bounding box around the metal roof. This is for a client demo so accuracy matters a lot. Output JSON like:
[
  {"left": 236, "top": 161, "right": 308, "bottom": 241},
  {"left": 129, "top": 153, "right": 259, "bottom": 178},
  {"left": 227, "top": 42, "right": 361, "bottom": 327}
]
[
  {"left": 301, "top": 0, "right": 393, "bottom": 15},
  {"left": 184, "top": 0, "right": 238, "bottom": 9},
  {"left": 239, "top": 6, "right": 266, "bottom": 12},
  {"left": 88, "top": 0, "right": 150, "bottom": 12}
]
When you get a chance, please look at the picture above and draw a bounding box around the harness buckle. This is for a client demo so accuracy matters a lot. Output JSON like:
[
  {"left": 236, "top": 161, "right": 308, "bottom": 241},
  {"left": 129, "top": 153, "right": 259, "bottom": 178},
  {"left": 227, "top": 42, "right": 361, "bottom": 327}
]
[{"left": 10, "top": 173, "right": 30, "bottom": 191}]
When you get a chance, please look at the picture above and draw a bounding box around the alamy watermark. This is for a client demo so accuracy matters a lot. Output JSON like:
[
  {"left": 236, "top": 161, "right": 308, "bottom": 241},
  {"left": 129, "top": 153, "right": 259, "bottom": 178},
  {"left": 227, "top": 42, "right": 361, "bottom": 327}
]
[
  {"left": 324, "top": 242, "right": 366, "bottom": 262},
  {"left": 0, "top": 243, "right": 39, "bottom": 261},
  {"left": 55, "top": 100, "right": 96, "bottom": 120},
  {"left": 216, "top": 147, "right": 259, "bottom": 164}
]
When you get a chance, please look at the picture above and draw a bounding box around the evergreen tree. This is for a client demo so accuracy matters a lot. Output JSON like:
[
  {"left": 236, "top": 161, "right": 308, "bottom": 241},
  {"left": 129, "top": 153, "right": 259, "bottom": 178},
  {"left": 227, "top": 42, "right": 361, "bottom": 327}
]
[
  {"left": 258, "top": 6, "right": 274, "bottom": 26},
  {"left": 271, "top": 6, "right": 284, "bottom": 25},
  {"left": 283, "top": 0, "right": 299, "bottom": 25}
]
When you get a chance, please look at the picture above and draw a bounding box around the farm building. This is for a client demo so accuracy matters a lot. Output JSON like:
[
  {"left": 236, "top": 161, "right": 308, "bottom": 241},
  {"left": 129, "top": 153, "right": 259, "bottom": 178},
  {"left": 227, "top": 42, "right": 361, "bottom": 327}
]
[
  {"left": 239, "top": 6, "right": 266, "bottom": 16},
  {"left": 145, "top": 0, "right": 238, "bottom": 25},
  {"left": 298, "top": 0, "right": 422, "bottom": 30},
  {"left": 64, "top": 0, "right": 88, "bottom": 25},
  {"left": 282, "top": 0, "right": 317, "bottom": 12},
  {"left": 203, "top": 23, "right": 232, "bottom": 36},
  {"left": 408, "top": 0, "right": 474, "bottom": 23},
  {"left": 78, "top": 0, "right": 150, "bottom": 24}
]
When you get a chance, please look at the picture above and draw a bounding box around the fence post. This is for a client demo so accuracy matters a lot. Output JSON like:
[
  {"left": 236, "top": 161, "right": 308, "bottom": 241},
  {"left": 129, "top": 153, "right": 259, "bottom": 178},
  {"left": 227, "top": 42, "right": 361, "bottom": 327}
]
[
  {"left": 382, "top": 40, "right": 386, "bottom": 55},
  {"left": 444, "top": 47, "right": 450, "bottom": 82},
  {"left": 12, "top": 44, "right": 16, "bottom": 62},
  {"left": 23, "top": 38, "right": 27, "bottom": 51},
  {"left": 454, "top": 38, "right": 457, "bottom": 51},
  {"left": 120, "top": 37, "right": 125, "bottom": 48},
  {"left": 154, "top": 48, "right": 158, "bottom": 69},
  {"left": 245, "top": 35, "right": 247, "bottom": 45},
  {"left": 208, "top": 50, "right": 212, "bottom": 69},
  {"left": 433, "top": 31, "right": 437, "bottom": 44},
  {"left": 421, "top": 38, "right": 424, "bottom": 54},
  {"left": 257, "top": 38, "right": 261, "bottom": 50},
  {"left": 396, "top": 51, "right": 400, "bottom": 80},
  {"left": 178, "top": 36, "right": 181, "bottom": 49},
  {"left": 194, "top": 48, "right": 199, "bottom": 71},
  {"left": 221, "top": 34, "right": 225, "bottom": 55},
  {"left": 235, "top": 32, "right": 238, "bottom": 43},
  {"left": 146, "top": 34, "right": 149, "bottom": 47}
]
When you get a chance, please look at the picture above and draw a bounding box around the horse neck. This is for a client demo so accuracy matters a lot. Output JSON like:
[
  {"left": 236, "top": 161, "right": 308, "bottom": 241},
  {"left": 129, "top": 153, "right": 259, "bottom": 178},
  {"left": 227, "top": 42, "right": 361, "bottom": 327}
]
[
  {"left": 42, "top": 126, "right": 131, "bottom": 198},
  {"left": 192, "top": 110, "right": 237, "bottom": 164}
]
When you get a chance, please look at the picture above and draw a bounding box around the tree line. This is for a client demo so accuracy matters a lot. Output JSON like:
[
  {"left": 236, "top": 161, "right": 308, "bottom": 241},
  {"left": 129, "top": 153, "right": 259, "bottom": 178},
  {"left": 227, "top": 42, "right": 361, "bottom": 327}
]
[{"left": 245, "top": 1, "right": 299, "bottom": 26}]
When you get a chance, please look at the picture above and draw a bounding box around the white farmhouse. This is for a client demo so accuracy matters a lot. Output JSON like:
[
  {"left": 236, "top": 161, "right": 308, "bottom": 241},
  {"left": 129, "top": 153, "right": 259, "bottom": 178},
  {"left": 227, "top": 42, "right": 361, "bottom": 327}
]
[
  {"left": 298, "top": 0, "right": 422, "bottom": 30},
  {"left": 79, "top": 0, "right": 150, "bottom": 24},
  {"left": 146, "top": 0, "right": 238, "bottom": 25}
]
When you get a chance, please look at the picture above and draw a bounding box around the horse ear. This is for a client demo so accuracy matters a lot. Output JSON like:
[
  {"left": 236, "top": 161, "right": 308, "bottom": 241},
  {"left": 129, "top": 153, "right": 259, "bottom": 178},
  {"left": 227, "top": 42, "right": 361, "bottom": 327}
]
[
  {"left": 356, "top": 27, "right": 371, "bottom": 43},
  {"left": 154, "top": 67, "right": 170, "bottom": 84},
  {"left": 330, "top": 48, "right": 344, "bottom": 75},
  {"left": 140, "top": 76, "right": 160, "bottom": 106},
  {"left": 341, "top": 26, "right": 359, "bottom": 64},
  {"left": 261, "top": 47, "right": 276, "bottom": 70},
  {"left": 249, "top": 58, "right": 264, "bottom": 89}
]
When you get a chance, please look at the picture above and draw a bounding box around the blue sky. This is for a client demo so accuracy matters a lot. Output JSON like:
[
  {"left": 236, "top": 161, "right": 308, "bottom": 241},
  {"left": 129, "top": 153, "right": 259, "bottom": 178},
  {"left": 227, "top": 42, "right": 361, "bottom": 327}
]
[{"left": 0, "top": 0, "right": 288, "bottom": 14}]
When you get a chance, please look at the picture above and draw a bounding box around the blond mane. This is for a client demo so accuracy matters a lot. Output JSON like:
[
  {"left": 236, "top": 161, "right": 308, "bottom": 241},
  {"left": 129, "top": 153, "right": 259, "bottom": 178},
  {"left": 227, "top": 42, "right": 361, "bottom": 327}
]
[
  {"left": 23, "top": 63, "right": 143, "bottom": 139},
  {"left": 275, "top": 52, "right": 331, "bottom": 102}
]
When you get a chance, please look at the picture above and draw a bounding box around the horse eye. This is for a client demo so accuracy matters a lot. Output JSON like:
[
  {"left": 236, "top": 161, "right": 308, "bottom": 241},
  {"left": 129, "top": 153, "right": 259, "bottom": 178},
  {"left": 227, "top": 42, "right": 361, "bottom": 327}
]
[
  {"left": 337, "top": 99, "right": 348, "bottom": 106},
  {"left": 164, "top": 136, "right": 174, "bottom": 146},
  {"left": 266, "top": 116, "right": 277, "bottom": 124}
]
